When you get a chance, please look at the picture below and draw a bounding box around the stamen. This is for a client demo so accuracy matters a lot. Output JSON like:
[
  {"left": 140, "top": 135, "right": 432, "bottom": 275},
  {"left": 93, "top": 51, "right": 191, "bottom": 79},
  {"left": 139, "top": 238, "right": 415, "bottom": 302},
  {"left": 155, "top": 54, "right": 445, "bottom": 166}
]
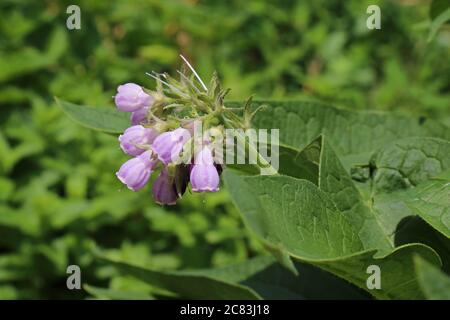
[{"left": 179, "top": 54, "right": 208, "bottom": 91}]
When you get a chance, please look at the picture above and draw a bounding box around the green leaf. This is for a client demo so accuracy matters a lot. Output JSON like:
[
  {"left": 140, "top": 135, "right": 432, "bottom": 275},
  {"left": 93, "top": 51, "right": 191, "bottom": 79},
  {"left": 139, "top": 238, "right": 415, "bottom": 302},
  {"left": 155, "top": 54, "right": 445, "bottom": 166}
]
[
  {"left": 317, "top": 137, "right": 393, "bottom": 254},
  {"left": 224, "top": 171, "right": 365, "bottom": 259},
  {"left": 405, "top": 174, "right": 450, "bottom": 239},
  {"left": 370, "top": 138, "right": 450, "bottom": 240},
  {"left": 393, "top": 216, "right": 450, "bottom": 273},
  {"left": 227, "top": 141, "right": 319, "bottom": 183},
  {"left": 237, "top": 101, "right": 450, "bottom": 245},
  {"left": 224, "top": 135, "right": 445, "bottom": 299},
  {"left": 236, "top": 100, "right": 450, "bottom": 169},
  {"left": 225, "top": 168, "right": 442, "bottom": 299},
  {"left": 428, "top": 7, "right": 450, "bottom": 42},
  {"left": 372, "top": 138, "right": 450, "bottom": 193},
  {"left": 374, "top": 171, "right": 450, "bottom": 241},
  {"left": 414, "top": 255, "right": 450, "bottom": 299},
  {"left": 55, "top": 98, "right": 130, "bottom": 133},
  {"left": 0, "top": 48, "right": 54, "bottom": 83}
]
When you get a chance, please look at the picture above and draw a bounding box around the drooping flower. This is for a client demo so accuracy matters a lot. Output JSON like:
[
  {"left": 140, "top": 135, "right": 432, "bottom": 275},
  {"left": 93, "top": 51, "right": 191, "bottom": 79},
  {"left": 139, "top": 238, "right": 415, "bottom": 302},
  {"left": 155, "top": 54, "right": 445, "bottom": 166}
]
[
  {"left": 152, "top": 168, "right": 178, "bottom": 205},
  {"left": 119, "top": 125, "right": 158, "bottom": 156},
  {"left": 114, "top": 83, "right": 153, "bottom": 112},
  {"left": 130, "top": 106, "right": 149, "bottom": 125},
  {"left": 116, "top": 150, "right": 157, "bottom": 191},
  {"left": 151, "top": 128, "right": 191, "bottom": 164},
  {"left": 110, "top": 57, "right": 268, "bottom": 205},
  {"left": 190, "top": 146, "right": 220, "bottom": 192}
]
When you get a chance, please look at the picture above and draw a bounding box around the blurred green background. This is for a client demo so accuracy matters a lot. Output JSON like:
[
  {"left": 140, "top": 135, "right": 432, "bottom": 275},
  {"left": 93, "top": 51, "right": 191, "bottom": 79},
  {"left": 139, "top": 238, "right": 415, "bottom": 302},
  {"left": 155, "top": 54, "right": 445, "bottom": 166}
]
[{"left": 0, "top": 0, "right": 449, "bottom": 299}]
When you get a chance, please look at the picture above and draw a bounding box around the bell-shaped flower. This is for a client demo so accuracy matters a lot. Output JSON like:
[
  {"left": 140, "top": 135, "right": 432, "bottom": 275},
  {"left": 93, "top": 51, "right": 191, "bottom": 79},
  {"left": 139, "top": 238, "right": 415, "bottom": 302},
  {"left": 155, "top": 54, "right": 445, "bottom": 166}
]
[
  {"left": 151, "top": 128, "right": 191, "bottom": 164},
  {"left": 152, "top": 168, "right": 178, "bottom": 205},
  {"left": 119, "top": 125, "right": 158, "bottom": 156},
  {"left": 116, "top": 150, "right": 157, "bottom": 191},
  {"left": 114, "top": 83, "right": 153, "bottom": 112},
  {"left": 190, "top": 146, "right": 220, "bottom": 192}
]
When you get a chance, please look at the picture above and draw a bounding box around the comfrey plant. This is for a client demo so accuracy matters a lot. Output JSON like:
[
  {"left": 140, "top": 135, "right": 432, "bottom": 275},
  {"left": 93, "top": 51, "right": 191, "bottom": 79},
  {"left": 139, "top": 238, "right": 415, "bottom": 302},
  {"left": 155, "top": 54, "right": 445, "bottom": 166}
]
[
  {"left": 58, "top": 55, "right": 450, "bottom": 300},
  {"left": 114, "top": 56, "right": 278, "bottom": 205}
]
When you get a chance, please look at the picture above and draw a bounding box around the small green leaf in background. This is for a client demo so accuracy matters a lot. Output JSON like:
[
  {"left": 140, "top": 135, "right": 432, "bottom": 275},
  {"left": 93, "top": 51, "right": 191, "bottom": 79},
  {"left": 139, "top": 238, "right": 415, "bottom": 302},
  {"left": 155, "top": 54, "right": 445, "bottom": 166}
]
[
  {"left": 55, "top": 98, "right": 130, "bottom": 133},
  {"left": 428, "top": 3, "right": 450, "bottom": 42}
]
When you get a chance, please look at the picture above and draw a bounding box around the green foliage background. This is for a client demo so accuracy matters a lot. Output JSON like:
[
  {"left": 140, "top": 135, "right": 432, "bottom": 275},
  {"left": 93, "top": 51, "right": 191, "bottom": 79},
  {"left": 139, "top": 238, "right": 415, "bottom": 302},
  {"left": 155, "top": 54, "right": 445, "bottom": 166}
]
[{"left": 0, "top": 0, "right": 449, "bottom": 299}]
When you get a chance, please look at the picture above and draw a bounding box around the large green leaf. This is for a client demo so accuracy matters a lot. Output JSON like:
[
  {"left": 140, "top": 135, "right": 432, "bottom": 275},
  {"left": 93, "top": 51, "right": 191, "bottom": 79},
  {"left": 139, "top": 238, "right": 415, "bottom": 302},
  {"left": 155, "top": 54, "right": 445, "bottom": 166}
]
[
  {"left": 222, "top": 102, "right": 449, "bottom": 300},
  {"left": 414, "top": 255, "right": 450, "bottom": 299},
  {"left": 55, "top": 98, "right": 130, "bottom": 133},
  {"left": 223, "top": 134, "right": 446, "bottom": 299},
  {"left": 226, "top": 139, "right": 321, "bottom": 274},
  {"left": 224, "top": 171, "right": 442, "bottom": 299},
  {"left": 224, "top": 171, "right": 364, "bottom": 260},
  {"left": 317, "top": 137, "right": 393, "bottom": 254},
  {"left": 249, "top": 101, "right": 450, "bottom": 244}
]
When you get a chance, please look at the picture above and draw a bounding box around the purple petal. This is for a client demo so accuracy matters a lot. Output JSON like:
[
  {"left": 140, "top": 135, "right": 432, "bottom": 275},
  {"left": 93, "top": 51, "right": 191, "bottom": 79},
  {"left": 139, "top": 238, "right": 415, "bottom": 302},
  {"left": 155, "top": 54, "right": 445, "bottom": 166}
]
[
  {"left": 194, "top": 146, "right": 215, "bottom": 165},
  {"left": 190, "top": 163, "right": 220, "bottom": 192},
  {"left": 116, "top": 150, "right": 156, "bottom": 191},
  {"left": 152, "top": 168, "right": 178, "bottom": 205},
  {"left": 114, "top": 83, "right": 153, "bottom": 112},
  {"left": 119, "top": 125, "right": 159, "bottom": 156},
  {"left": 152, "top": 128, "right": 191, "bottom": 164}
]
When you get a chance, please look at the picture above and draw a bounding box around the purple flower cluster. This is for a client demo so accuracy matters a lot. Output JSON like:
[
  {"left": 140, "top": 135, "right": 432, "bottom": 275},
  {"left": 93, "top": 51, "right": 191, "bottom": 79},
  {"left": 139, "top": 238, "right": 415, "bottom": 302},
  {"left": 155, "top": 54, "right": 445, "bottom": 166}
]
[{"left": 114, "top": 83, "right": 221, "bottom": 205}]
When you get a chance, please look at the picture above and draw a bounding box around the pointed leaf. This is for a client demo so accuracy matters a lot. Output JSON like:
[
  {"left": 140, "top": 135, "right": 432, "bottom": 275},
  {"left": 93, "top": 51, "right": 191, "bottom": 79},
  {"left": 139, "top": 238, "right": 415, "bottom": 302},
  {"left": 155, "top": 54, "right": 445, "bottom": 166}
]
[{"left": 55, "top": 98, "right": 130, "bottom": 133}]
